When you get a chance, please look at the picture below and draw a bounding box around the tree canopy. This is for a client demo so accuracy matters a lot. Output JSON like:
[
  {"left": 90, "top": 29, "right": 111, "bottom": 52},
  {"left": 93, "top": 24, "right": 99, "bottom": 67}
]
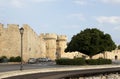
[
  {"left": 65, "top": 28, "right": 116, "bottom": 58},
  {"left": 118, "top": 45, "right": 120, "bottom": 49}
]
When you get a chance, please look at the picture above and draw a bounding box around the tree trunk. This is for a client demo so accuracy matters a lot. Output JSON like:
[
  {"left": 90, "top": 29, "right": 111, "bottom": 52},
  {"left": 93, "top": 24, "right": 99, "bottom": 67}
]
[
  {"left": 90, "top": 56, "right": 92, "bottom": 59},
  {"left": 103, "top": 52, "right": 105, "bottom": 59}
]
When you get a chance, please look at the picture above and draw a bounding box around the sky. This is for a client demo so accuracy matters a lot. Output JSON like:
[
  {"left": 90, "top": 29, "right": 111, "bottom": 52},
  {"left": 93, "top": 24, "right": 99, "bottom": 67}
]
[{"left": 0, "top": 0, "right": 120, "bottom": 45}]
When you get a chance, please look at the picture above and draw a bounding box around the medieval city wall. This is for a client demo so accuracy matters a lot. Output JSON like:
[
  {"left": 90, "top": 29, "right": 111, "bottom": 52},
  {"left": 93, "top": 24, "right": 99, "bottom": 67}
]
[
  {"left": 0, "top": 23, "right": 69, "bottom": 61},
  {"left": 22, "top": 24, "right": 46, "bottom": 61},
  {"left": 92, "top": 50, "right": 120, "bottom": 60},
  {"left": 0, "top": 24, "right": 47, "bottom": 62},
  {"left": 0, "top": 23, "right": 120, "bottom": 62},
  {"left": 61, "top": 51, "right": 89, "bottom": 59},
  {"left": 0, "top": 24, "right": 21, "bottom": 58}
]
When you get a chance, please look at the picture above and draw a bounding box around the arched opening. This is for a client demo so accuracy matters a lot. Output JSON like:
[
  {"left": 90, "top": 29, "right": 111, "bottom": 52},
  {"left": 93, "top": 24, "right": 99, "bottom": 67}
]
[{"left": 115, "top": 55, "right": 118, "bottom": 60}]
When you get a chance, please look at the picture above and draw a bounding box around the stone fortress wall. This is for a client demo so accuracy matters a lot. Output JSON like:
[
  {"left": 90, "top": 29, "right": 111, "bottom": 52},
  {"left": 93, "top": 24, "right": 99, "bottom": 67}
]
[
  {"left": 0, "top": 23, "right": 71, "bottom": 62},
  {"left": 93, "top": 49, "right": 120, "bottom": 60},
  {"left": 0, "top": 24, "right": 21, "bottom": 58},
  {"left": 0, "top": 23, "right": 120, "bottom": 62}
]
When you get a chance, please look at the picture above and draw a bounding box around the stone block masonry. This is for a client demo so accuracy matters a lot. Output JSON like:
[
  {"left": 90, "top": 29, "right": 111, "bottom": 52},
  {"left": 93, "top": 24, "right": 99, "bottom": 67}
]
[
  {"left": 0, "top": 23, "right": 119, "bottom": 62},
  {"left": 0, "top": 23, "right": 68, "bottom": 62}
]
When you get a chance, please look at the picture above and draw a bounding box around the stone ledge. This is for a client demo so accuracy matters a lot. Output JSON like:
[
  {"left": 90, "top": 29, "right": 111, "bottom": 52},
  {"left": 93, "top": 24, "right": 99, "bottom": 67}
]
[{"left": 0, "top": 65, "right": 120, "bottom": 79}]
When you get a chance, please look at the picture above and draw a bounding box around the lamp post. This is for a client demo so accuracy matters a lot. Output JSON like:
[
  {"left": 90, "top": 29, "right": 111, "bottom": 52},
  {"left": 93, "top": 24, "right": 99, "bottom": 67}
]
[{"left": 19, "top": 27, "right": 24, "bottom": 71}]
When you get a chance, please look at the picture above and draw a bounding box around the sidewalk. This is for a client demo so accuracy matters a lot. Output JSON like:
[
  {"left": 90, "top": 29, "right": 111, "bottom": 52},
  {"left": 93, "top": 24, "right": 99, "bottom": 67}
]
[{"left": 0, "top": 65, "right": 120, "bottom": 79}]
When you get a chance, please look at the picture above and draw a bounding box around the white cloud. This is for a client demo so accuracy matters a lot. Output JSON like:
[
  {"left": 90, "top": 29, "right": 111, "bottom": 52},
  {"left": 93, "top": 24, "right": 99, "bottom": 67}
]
[
  {"left": 0, "top": 0, "right": 25, "bottom": 8},
  {"left": 73, "top": 0, "right": 120, "bottom": 5},
  {"left": 96, "top": 16, "right": 120, "bottom": 24},
  {"left": 30, "top": 0, "right": 56, "bottom": 3},
  {"left": 11, "top": 0, "right": 25, "bottom": 8},
  {"left": 73, "top": 0, "right": 88, "bottom": 6},
  {"left": 0, "top": 0, "right": 56, "bottom": 8},
  {"left": 68, "top": 13, "right": 85, "bottom": 21},
  {"left": 101, "top": 0, "right": 120, "bottom": 4}
]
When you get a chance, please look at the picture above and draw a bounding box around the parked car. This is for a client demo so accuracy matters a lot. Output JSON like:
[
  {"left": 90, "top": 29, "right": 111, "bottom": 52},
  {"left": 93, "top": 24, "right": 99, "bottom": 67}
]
[
  {"left": 46, "top": 58, "right": 51, "bottom": 61},
  {"left": 28, "top": 58, "right": 37, "bottom": 64},
  {"left": 37, "top": 58, "right": 51, "bottom": 62}
]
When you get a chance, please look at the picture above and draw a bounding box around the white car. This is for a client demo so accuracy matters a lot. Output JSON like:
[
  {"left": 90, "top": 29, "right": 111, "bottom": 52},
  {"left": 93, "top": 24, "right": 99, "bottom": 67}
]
[
  {"left": 28, "top": 58, "right": 37, "bottom": 64},
  {"left": 37, "top": 58, "right": 51, "bottom": 62}
]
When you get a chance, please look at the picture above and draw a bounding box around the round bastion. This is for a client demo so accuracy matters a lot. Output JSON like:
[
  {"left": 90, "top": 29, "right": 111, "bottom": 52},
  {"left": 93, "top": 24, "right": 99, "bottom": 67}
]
[
  {"left": 57, "top": 35, "right": 67, "bottom": 41},
  {"left": 43, "top": 33, "right": 57, "bottom": 40}
]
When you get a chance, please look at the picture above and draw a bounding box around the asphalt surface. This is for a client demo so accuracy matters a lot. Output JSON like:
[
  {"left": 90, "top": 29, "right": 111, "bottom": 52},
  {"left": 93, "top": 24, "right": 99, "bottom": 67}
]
[
  {"left": 0, "top": 62, "right": 58, "bottom": 72},
  {"left": 3, "top": 67, "right": 120, "bottom": 79},
  {"left": 1, "top": 61, "right": 120, "bottom": 79}
]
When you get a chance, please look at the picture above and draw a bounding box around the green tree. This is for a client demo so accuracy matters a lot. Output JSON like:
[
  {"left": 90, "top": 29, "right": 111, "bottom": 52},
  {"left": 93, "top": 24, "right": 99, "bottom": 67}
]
[
  {"left": 65, "top": 28, "right": 116, "bottom": 58},
  {"left": 118, "top": 45, "right": 120, "bottom": 49}
]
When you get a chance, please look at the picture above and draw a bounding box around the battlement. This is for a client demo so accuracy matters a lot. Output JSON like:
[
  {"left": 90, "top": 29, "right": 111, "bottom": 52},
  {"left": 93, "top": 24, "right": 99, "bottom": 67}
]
[
  {"left": 23, "top": 24, "right": 38, "bottom": 36},
  {"left": 7, "top": 24, "right": 19, "bottom": 29},
  {"left": 23, "top": 24, "right": 32, "bottom": 31},
  {"left": 0, "top": 24, "right": 20, "bottom": 31},
  {"left": 43, "top": 33, "right": 57, "bottom": 40},
  {"left": 57, "top": 35, "right": 67, "bottom": 41},
  {"left": 23, "top": 24, "right": 31, "bottom": 29},
  {"left": 0, "top": 24, "right": 19, "bottom": 29},
  {"left": 0, "top": 23, "right": 4, "bottom": 28},
  {"left": 39, "top": 33, "right": 45, "bottom": 37}
]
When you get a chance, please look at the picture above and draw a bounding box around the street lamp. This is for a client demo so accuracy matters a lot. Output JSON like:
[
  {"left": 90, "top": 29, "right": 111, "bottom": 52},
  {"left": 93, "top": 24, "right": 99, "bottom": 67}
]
[{"left": 19, "top": 27, "right": 24, "bottom": 71}]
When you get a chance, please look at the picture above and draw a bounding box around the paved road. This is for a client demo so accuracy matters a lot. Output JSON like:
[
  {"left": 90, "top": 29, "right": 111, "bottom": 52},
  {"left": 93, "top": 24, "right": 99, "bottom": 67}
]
[
  {"left": 1, "top": 60, "right": 120, "bottom": 72},
  {"left": 0, "top": 62, "right": 60, "bottom": 72}
]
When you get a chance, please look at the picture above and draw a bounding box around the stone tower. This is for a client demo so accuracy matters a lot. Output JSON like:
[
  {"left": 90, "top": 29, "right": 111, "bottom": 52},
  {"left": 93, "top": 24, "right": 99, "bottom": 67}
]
[
  {"left": 39, "top": 34, "right": 47, "bottom": 58},
  {"left": 43, "top": 33, "right": 57, "bottom": 60},
  {"left": 56, "top": 35, "right": 67, "bottom": 59}
]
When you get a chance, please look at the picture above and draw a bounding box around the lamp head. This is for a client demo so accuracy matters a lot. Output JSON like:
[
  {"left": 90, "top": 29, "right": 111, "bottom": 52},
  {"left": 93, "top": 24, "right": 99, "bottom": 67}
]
[{"left": 19, "top": 27, "right": 24, "bottom": 34}]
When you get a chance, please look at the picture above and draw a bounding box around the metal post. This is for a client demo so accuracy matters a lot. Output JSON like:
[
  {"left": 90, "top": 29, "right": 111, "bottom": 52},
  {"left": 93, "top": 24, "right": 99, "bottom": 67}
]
[
  {"left": 19, "top": 27, "right": 24, "bottom": 71},
  {"left": 20, "top": 33, "right": 23, "bottom": 70}
]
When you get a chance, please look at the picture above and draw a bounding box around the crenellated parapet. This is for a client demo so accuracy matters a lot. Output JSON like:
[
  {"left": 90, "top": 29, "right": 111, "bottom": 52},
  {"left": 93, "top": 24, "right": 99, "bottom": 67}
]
[
  {"left": 0, "top": 23, "right": 4, "bottom": 29},
  {"left": 43, "top": 33, "right": 57, "bottom": 40},
  {"left": 23, "top": 24, "right": 39, "bottom": 39},
  {"left": 0, "top": 24, "right": 4, "bottom": 36},
  {"left": 23, "top": 24, "right": 33, "bottom": 30},
  {"left": 0, "top": 24, "right": 4, "bottom": 33},
  {"left": 7, "top": 24, "right": 19, "bottom": 28},
  {"left": 0, "top": 24, "right": 20, "bottom": 37},
  {"left": 0, "top": 24, "right": 19, "bottom": 30},
  {"left": 57, "top": 35, "right": 67, "bottom": 41},
  {"left": 23, "top": 24, "right": 36, "bottom": 33}
]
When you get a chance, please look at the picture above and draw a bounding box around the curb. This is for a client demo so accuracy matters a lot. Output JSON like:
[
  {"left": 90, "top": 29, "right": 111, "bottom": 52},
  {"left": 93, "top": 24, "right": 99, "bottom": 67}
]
[{"left": 0, "top": 65, "right": 120, "bottom": 79}]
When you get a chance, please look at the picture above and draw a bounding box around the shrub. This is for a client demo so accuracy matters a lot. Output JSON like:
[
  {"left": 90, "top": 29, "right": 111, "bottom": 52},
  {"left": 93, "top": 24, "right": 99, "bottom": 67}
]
[
  {"left": 56, "top": 58, "right": 72, "bottom": 65},
  {"left": 86, "top": 58, "right": 112, "bottom": 65},
  {"left": 56, "top": 58, "right": 112, "bottom": 65},
  {"left": 0, "top": 56, "right": 8, "bottom": 63},
  {"left": 9, "top": 57, "right": 15, "bottom": 62},
  {"left": 86, "top": 59, "right": 98, "bottom": 65},
  {"left": 0, "top": 58, "right": 1, "bottom": 63},
  {"left": 15, "top": 56, "right": 21, "bottom": 62},
  {"left": 73, "top": 57, "right": 86, "bottom": 65},
  {"left": 56, "top": 57, "right": 86, "bottom": 65},
  {"left": 97, "top": 58, "right": 112, "bottom": 65},
  {"left": 9, "top": 56, "right": 21, "bottom": 62}
]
